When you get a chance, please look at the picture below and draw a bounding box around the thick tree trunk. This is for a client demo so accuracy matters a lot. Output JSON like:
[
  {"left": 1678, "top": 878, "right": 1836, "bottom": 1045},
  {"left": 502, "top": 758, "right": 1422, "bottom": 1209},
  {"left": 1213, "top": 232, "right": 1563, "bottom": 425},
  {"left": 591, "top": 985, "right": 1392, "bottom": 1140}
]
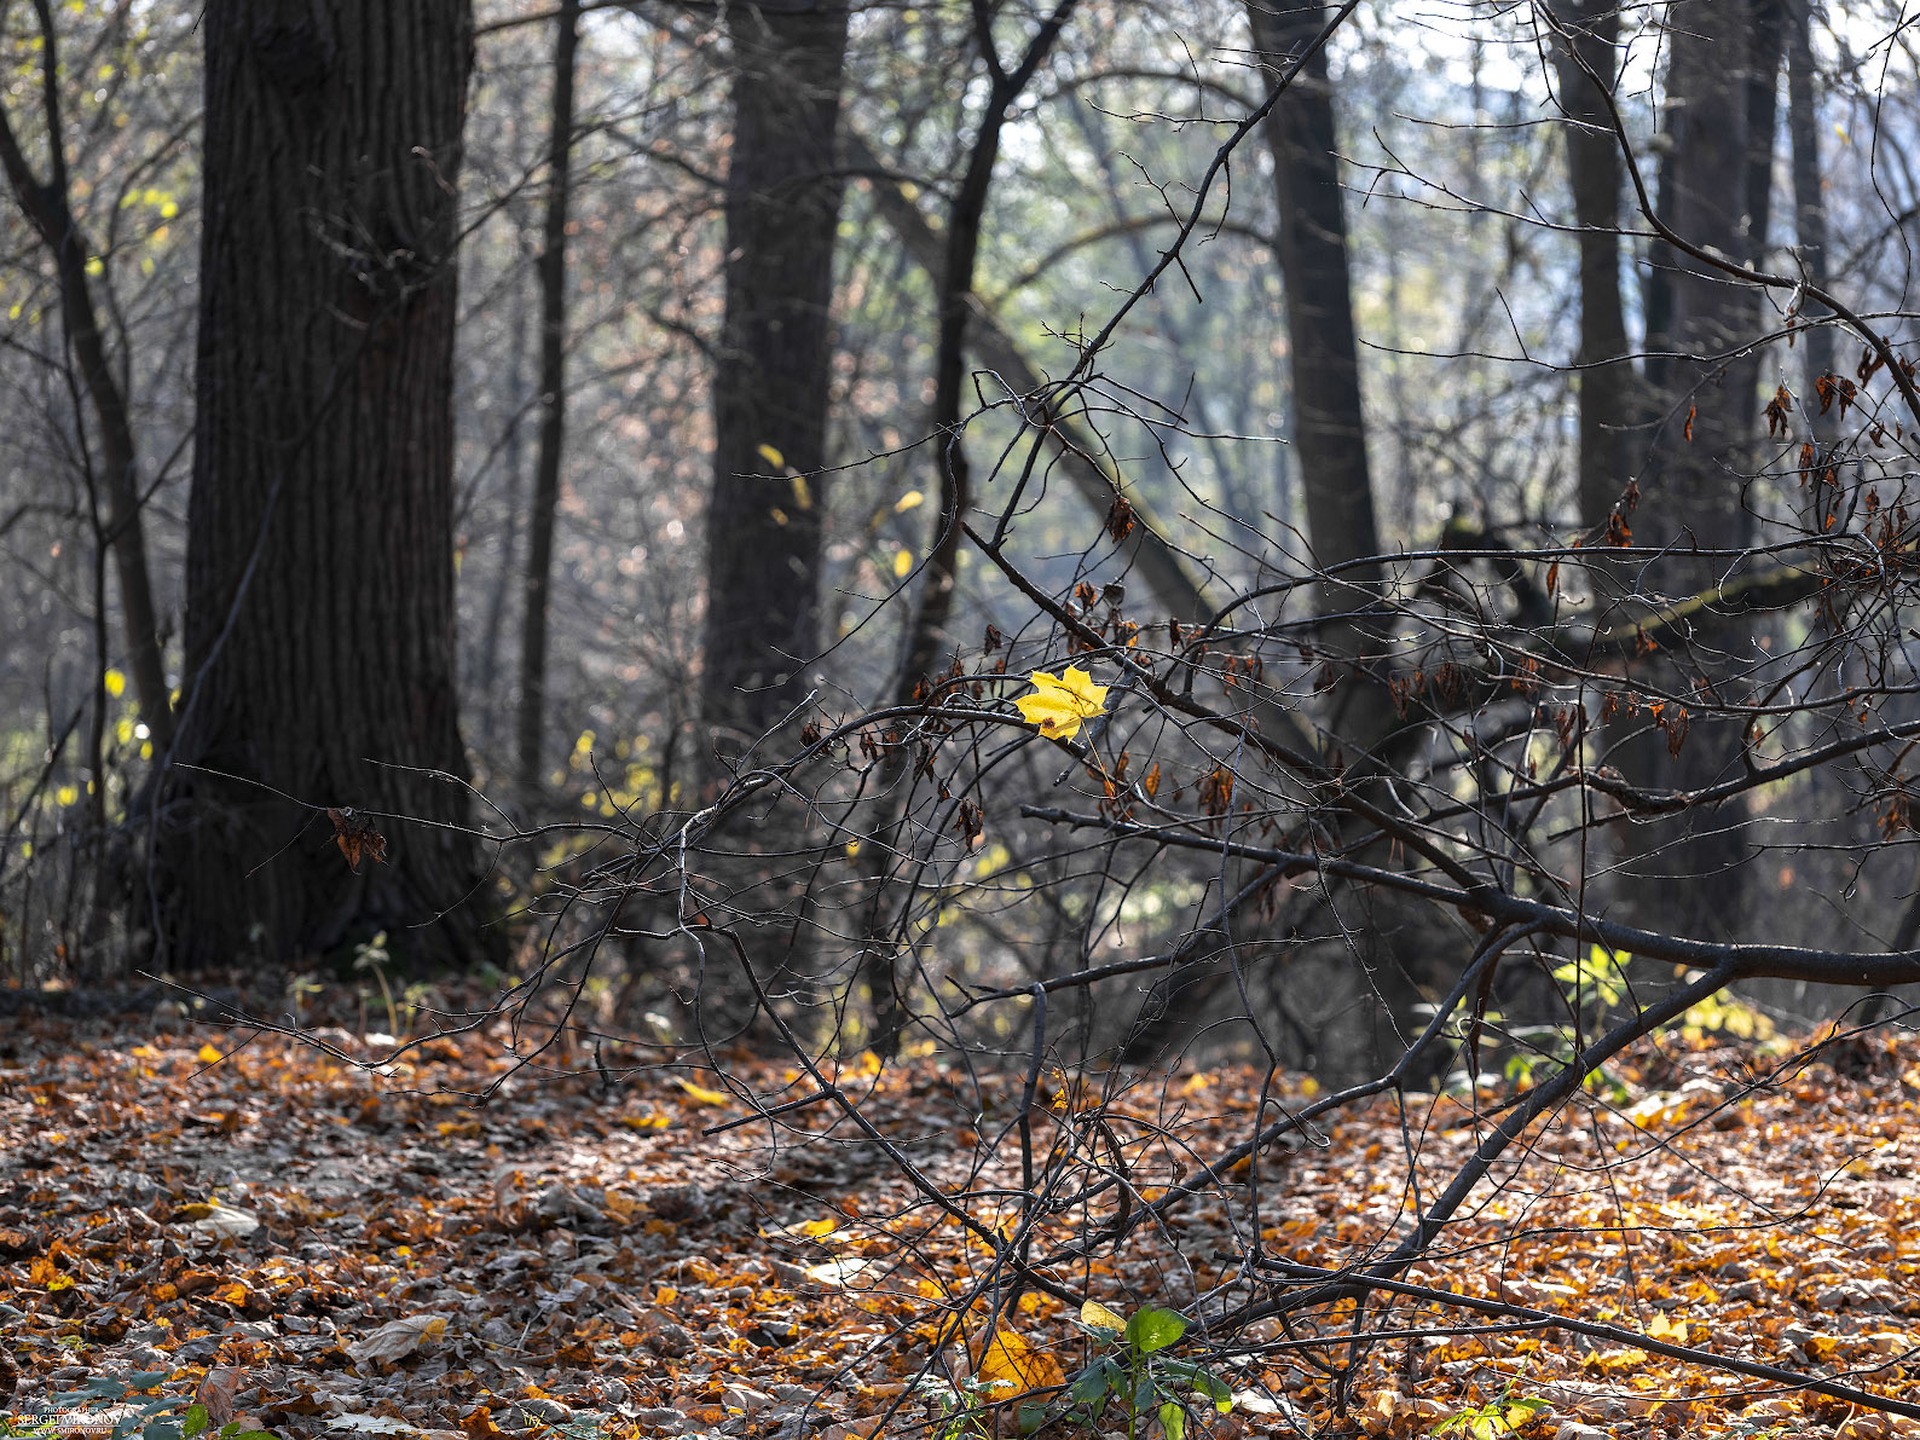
[
  {"left": 1260, "top": 0, "right": 1420, "bottom": 1080},
  {"left": 1247, "top": 0, "right": 1381, "bottom": 603},
  {"left": 1616, "top": 0, "right": 1768, "bottom": 940},
  {"left": 515, "top": 0, "right": 581, "bottom": 801},
  {"left": 1552, "top": 0, "right": 1639, "bottom": 531},
  {"left": 1744, "top": 0, "right": 1786, "bottom": 272},
  {"left": 1647, "top": 0, "right": 1762, "bottom": 595},
  {"left": 686, "top": 4, "right": 850, "bottom": 1039},
  {"left": 156, "top": 0, "right": 492, "bottom": 970},
  {"left": 1785, "top": 0, "right": 1836, "bottom": 452},
  {"left": 699, "top": 2, "right": 850, "bottom": 750},
  {"left": 1125, "top": 5, "right": 1411, "bottom": 1081}
]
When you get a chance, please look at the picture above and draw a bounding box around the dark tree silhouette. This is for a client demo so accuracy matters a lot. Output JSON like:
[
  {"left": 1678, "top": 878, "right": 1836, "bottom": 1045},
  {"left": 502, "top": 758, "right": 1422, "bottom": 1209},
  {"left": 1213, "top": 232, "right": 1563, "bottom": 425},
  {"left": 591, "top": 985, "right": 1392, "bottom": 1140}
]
[
  {"left": 156, "top": 0, "right": 493, "bottom": 969},
  {"left": 515, "top": 0, "right": 582, "bottom": 802},
  {"left": 699, "top": 1, "right": 851, "bottom": 753}
]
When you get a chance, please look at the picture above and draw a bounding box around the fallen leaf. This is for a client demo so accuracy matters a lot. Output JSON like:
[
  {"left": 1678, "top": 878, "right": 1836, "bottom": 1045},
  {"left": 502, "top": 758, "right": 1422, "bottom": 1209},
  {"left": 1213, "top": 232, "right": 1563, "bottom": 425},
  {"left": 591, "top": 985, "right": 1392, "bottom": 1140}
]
[
  {"left": 327, "top": 1418, "right": 419, "bottom": 1435},
  {"left": 977, "top": 1327, "right": 1064, "bottom": 1394},
  {"left": 186, "top": 1203, "right": 260, "bottom": 1238},
  {"left": 804, "top": 1257, "right": 868, "bottom": 1286},
  {"left": 347, "top": 1314, "right": 450, "bottom": 1367},
  {"left": 676, "top": 1077, "right": 731, "bottom": 1106}
]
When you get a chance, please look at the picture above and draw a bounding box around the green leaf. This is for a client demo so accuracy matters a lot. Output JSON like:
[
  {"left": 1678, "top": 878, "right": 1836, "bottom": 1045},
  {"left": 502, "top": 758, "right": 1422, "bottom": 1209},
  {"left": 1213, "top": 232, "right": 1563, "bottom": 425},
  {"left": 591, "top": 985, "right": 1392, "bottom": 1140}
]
[
  {"left": 1158, "top": 1401, "right": 1185, "bottom": 1440},
  {"left": 125, "top": 1373, "right": 173, "bottom": 1391},
  {"left": 1068, "top": 1359, "right": 1119, "bottom": 1406},
  {"left": 1125, "top": 1306, "right": 1187, "bottom": 1355},
  {"left": 1175, "top": 1366, "right": 1232, "bottom": 1412},
  {"left": 182, "top": 1404, "right": 211, "bottom": 1439},
  {"left": 1016, "top": 1402, "right": 1049, "bottom": 1436}
]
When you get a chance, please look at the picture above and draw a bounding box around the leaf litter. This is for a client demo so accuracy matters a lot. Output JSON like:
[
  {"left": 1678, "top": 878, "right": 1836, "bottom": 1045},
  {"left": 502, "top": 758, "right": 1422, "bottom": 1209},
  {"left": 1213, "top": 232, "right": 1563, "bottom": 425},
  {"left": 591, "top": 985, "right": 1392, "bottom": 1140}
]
[{"left": 0, "top": 1004, "right": 1916, "bottom": 1439}]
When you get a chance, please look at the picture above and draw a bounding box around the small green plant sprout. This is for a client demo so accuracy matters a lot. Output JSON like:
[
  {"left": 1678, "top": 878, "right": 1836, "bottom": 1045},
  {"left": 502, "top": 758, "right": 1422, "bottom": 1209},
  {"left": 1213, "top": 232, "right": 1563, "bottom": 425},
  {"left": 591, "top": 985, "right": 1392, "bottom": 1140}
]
[
  {"left": 911, "top": 1376, "right": 999, "bottom": 1440},
  {"left": 1499, "top": 1025, "right": 1630, "bottom": 1104},
  {"left": 1502, "top": 945, "right": 1638, "bottom": 1102},
  {"left": 352, "top": 931, "right": 400, "bottom": 1040},
  {"left": 1552, "top": 944, "right": 1631, "bottom": 1023},
  {"left": 5, "top": 1372, "right": 277, "bottom": 1440},
  {"left": 286, "top": 970, "right": 324, "bottom": 1023},
  {"left": 1428, "top": 1377, "right": 1548, "bottom": 1440},
  {"left": 1020, "top": 1302, "right": 1233, "bottom": 1440},
  {"left": 1679, "top": 988, "right": 1777, "bottom": 1045}
]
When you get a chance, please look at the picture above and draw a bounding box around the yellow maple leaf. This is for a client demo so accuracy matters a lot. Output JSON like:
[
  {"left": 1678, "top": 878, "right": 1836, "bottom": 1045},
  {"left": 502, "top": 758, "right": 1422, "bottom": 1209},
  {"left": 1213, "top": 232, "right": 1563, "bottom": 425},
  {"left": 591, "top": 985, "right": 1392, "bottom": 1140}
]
[
  {"left": 1646, "top": 1313, "right": 1689, "bottom": 1342},
  {"left": 1014, "top": 666, "right": 1109, "bottom": 741},
  {"left": 977, "top": 1327, "right": 1064, "bottom": 1394}
]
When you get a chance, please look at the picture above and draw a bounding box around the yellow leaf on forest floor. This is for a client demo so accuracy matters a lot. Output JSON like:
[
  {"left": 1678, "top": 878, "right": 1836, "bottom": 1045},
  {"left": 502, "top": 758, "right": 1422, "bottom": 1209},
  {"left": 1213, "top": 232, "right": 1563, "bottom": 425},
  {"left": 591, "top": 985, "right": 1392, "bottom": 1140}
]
[
  {"left": 976, "top": 1327, "right": 1063, "bottom": 1394},
  {"left": 1645, "top": 1313, "right": 1693, "bottom": 1343},
  {"left": 1585, "top": 1346, "right": 1648, "bottom": 1372},
  {"left": 676, "top": 1077, "right": 731, "bottom": 1106}
]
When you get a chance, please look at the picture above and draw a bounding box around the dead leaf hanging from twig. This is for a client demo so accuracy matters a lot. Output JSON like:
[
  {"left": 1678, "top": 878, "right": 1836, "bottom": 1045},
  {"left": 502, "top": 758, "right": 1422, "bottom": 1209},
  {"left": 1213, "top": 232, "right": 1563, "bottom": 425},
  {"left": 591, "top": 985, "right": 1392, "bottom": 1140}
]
[{"left": 326, "top": 807, "right": 389, "bottom": 873}]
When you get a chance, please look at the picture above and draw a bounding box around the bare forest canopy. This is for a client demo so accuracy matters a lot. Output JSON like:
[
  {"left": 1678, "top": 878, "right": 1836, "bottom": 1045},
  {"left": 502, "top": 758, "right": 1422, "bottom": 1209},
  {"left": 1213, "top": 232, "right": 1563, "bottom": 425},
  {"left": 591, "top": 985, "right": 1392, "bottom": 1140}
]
[{"left": 6, "top": 0, "right": 1920, "bottom": 1434}]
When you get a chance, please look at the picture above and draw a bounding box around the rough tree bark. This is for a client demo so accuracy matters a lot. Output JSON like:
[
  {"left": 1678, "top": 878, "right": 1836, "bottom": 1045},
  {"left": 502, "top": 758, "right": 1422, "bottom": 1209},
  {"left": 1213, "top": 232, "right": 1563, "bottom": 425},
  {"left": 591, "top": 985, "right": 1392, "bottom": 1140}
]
[
  {"left": 699, "top": 1, "right": 851, "bottom": 753},
  {"left": 155, "top": 0, "right": 492, "bottom": 969}
]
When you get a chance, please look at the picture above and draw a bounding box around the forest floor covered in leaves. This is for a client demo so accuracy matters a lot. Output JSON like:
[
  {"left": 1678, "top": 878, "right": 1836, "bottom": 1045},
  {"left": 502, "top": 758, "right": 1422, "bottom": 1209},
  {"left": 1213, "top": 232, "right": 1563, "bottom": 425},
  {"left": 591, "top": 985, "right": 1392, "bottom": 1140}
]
[{"left": 0, "top": 992, "right": 1917, "bottom": 1440}]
